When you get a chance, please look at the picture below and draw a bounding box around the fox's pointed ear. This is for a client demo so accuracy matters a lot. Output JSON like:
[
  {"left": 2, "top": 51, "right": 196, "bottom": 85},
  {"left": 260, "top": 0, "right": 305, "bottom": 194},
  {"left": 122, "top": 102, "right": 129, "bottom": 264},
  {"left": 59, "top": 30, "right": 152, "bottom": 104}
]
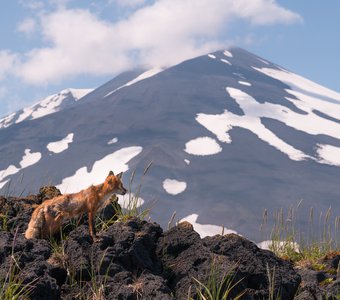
[
  {"left": 108, "top": 170, "right": 114, "bottom": 177},
  {"left": 117, "top": 172, "right": 123, "bottom": 179}
]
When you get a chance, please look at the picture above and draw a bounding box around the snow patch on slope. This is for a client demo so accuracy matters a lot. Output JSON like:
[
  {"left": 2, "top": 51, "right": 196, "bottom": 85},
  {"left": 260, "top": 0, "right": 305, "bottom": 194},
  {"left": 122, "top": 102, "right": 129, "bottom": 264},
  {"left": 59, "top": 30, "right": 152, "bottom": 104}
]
[
  {"left": 196, "top": 86, "right": 340, "bottom": 164},
  {"left": 238, "top": 81, "right": 251, "bottom": 86},
  {"left": 257, "top": 240, "right": 300, "bottom": 252},
  {"left": 185, "top": 137, "right": 222, "bottom": 156},
  {"left": 180, "top": 214, "right": 238, "bottom": 238},
  {"left": 56, "top": 146, "right": 142, "bottom": 193},
  {"left": 0, "top": 165, "right": 19, "bottom": 182},
  {"left": 0, "top": 149, "right": 42, "bottom": 187},
  {"left": 221, "top": 59, "right": 231, "bottom": 65},
  {"left": 316, "top": 144, "right": 340, "bottom": 167},
  {"left": 117, "top": 193, "right": 145, "bottom": 209},
  {"left": 19, "top": 89, "right": 92, "bottom": 122},
  {"left": 253, "top": 67, "right": 340, "bottom": 102},
  {"left": 105, "top": 68, "right": 163, "bottom": 97},
  {"left": 20, "top": 149, "right": 42, "bottom": 168},
  {"left": 0, "top": 180, "right": 9, "bottom": 189},
  {"left": 0, "top": 89, "right": 92, "bottom": 129},
  {"left": 284, "top": 89, "right": 340, "bottom": 129},
  {"left": 251, "top": 66, "right": 340, "bottom": 166},
  {"left": 257, "top": 58, "right": 269, "bottom": 65},
  {"left": 223, "top": 50, "right": 233, "bottom": 58},
  {"left": 124, "top": 68, "right": 163, "bottom": 87},
  {"left": 69, "top": 88, "right": 93, "bottom": 101},
  {"left": 108, "top": 137, "right": 118, "bottom": 145},
  {"left": 0, "top": 113, "right": 16, "bottom": 128},
  {"left": 47, "top": 133, "right": 74, "bottom": 154},
  {"left": 163, "top": 179, "right": 187, "bottom": 195}
]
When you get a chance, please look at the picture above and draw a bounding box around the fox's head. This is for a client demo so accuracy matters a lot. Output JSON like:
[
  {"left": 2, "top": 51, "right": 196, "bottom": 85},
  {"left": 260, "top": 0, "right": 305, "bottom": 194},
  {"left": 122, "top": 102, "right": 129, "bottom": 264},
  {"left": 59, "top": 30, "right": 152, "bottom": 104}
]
[{"left": 105, "top": 171, "right": 127, "bottom": 195}]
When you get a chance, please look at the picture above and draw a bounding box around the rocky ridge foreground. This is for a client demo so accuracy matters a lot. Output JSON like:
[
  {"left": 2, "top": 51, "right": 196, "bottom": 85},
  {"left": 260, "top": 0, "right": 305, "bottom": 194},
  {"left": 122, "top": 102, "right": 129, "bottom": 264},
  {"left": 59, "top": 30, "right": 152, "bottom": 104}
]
[{"left": 0, "top": 188, "right": 339, "bottom": 299}]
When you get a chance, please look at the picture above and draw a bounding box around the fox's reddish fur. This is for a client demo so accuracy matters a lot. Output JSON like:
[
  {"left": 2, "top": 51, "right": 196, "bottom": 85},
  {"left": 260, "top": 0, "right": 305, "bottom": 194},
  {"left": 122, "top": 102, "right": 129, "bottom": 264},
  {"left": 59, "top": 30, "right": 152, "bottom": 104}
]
[{"left": 25, "top": 171, "right": 127, "bottom": 240}]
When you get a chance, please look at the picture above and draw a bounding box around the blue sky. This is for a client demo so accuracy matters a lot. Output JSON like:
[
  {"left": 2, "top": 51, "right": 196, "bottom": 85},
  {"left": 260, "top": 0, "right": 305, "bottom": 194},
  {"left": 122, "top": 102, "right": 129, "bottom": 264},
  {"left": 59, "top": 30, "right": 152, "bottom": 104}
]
[{"left": 0, "top": 0, "right": 339, "bottom": 118}]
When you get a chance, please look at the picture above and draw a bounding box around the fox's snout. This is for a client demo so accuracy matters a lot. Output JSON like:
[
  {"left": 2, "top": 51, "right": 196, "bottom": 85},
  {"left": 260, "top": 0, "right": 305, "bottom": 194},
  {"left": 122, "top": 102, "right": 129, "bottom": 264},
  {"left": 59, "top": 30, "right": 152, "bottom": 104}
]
[{"left": 119, "top": 187, "right": 127, "bottom": 195}]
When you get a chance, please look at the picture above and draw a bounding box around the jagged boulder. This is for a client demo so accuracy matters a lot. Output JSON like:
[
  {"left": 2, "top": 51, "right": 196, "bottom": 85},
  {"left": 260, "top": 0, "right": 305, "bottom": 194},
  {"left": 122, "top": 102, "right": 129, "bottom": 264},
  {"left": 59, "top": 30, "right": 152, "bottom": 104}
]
[
  {"left": 157, "top": 222, "right": 248, "bottom": 299},
  {"left": 37, "top": 186, "right": 62, "bottom": 203},
  {"left": 203, "top": 234, "right": 301, "bottom": 299},
  {"left": 294, "top": 252, "right": 340, "bottom": 300},
  {"left": 62, "top": 219, "right": 172, "bottom": 299},
  {"left": 0, "top": 230, "right": 60, "bottom": 299},
  {"left": 0, "top": 195, "right": 38, "bottom": 234},
  {"left": 0, "top": 186, "right": 61, "bottom": 234}
]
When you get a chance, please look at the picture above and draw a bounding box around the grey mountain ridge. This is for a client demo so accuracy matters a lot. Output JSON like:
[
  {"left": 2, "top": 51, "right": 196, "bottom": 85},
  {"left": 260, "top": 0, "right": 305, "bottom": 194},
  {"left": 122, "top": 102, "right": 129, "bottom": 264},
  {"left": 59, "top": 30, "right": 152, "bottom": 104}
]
[{"left": 0, "top": 47, "right": 339, "bottom": 242}]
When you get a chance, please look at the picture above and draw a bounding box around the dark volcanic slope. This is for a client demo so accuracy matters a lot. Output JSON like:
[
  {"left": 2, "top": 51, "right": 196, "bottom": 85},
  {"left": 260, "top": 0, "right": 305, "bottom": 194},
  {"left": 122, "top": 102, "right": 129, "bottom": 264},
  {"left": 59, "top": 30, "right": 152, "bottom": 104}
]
[{"left": 1, "top": 47, "right": 340, "bottom": 242}]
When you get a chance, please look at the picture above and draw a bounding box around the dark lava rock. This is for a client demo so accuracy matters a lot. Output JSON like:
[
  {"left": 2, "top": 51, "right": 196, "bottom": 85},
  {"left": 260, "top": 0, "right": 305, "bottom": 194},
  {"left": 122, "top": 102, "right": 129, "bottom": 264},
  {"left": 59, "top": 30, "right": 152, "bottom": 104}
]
[
  {"left": 0, "top": 186, "right": 61, "bottom": 234},
  {"left": 0, "top": 230, "right": 60, "bottom": 300},
  {"left": 326, "top": 280, "right": 340, "bottom": 299},
  {"left": 297, "top": 268, "right": 327, "bottom": 285},
  {"left": 294, "top": 253, "right": 340, "bottom": 300},
  {"left": 322, "top": 252, "right": 340, "bottom": 275},
  {"left": 203, "top": 233, "right": 301, "bottom": 300},
  {"left": 157, "top": 222, "right": 247, "bottom": 299},
  {"left": 37, "top": 186, "right": 62, "bottom": 203},
  {"left": 0, "top": 195, "right": 39, "bottom": 234},
  {"left": 2, "top": 192, "right": 336, "bottom": 299},
  {"left": 61, "top": 218, "right": 173, "bottom": 299}
]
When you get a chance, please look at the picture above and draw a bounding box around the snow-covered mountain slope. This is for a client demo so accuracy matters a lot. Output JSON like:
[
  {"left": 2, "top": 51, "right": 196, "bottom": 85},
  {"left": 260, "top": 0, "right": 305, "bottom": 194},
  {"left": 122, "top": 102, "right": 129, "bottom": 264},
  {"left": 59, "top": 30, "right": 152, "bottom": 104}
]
[
  {"left": 0, "top": 88, "right": 93, "bottom": 129},
  {"left": 0, "top": 47, "right": 339, "bottom": 242}
]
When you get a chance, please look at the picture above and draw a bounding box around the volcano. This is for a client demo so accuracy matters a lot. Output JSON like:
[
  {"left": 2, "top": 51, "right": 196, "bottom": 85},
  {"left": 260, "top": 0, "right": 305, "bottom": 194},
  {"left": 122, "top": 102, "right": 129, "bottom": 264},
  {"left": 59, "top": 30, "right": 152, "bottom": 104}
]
[{"left": 1, "top": 47, "right": 339, "bottom": 242}]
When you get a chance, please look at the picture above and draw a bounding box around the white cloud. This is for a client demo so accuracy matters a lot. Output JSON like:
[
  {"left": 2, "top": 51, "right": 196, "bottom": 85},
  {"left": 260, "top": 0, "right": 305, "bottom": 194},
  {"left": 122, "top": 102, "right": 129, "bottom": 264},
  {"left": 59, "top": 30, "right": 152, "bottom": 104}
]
[
  {"left": 19, "top": 8, "right": 132, "bottom": 84},
  {"left": 19, "top": 0, "right": 45, "bottom": 10},
  {"left": 231, "top": 0, "right": 302, "bottom": 25},
  {"left": 0, "top": 51, "right": 18, "bottom": 80},
  {"left": 112, "top": 0, "right": 147, "bottom": 7},
  {"left": 17, "top": 18, "right": 37, "bottom": 35},
  {"left": 0, "top": 86, "right": 7, "bottom": 98},
  {"left": 15, "top": 0, "right": 301, "bottom": 85}
]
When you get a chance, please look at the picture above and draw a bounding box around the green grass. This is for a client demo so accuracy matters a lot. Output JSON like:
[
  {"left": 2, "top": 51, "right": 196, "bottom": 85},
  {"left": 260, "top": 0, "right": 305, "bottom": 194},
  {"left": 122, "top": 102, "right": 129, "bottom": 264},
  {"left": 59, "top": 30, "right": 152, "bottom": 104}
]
[
  {"left": 77, "top": 253, "right": 110, "bottom": 300},
  {"left": 0, "top": 268, "right": 32, "bottom": 300},
  {"left": 49, "top": 231, "right": 109, "bottom": 300},
  {"left": 95, "top": 195, "right": 121, "bottom": 233},
  {"left": 189, "top": 259, "right": 245, "bottom": 300},
  {"left": 0, "top": 210, "right": 9, "bottom": 232},
  {"left": 266, "top": 264, "right": 281, "bottom": 300},
  {"left": 48, "top": 230, "right": 69, "bottom": 273},
  {"left": 261, "top": 201, "right": 340, "bottom": 263},
  {"left": 114, "top": 162, "right": 153, "bottom": 223},
  {"left": 0, "top": 229, "right": 34, "bottom": 300}
]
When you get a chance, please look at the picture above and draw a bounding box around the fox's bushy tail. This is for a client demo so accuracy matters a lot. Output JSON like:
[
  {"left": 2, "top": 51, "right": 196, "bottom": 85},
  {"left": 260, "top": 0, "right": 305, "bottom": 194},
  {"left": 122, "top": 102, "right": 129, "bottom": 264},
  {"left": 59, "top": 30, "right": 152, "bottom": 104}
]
[{"left": 25, "top": 206, "right": 45, "bottom": 239}]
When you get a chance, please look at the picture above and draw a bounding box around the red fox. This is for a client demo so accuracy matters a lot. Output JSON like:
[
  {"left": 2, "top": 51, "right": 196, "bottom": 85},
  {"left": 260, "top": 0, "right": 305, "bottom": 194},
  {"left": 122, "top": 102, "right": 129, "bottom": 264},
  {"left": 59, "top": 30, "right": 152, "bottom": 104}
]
[{"left": 25, "top": 171, "right": 127, "bottom": 241}]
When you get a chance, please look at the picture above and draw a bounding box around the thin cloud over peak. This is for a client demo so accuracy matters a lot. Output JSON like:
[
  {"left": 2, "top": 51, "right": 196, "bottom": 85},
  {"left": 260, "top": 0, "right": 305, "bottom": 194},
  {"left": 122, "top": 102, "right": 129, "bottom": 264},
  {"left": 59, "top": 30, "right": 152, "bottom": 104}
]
[
  {"left": 112, "top": 0, "right": 148, "bottom": 7},
  {"left": 5, "top": 0, "right": 302, "bottom": 85}
]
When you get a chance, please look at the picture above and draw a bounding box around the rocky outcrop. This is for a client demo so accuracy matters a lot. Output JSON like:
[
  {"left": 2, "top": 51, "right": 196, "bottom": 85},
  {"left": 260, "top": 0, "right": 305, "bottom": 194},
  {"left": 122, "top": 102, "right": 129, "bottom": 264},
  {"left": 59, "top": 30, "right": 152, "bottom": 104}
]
[
  {"left": 0, "top": 189, "right": 338, "bottom": 299},
  {"left": 203, "top": 234, "right": 301, "bottom": 299},
  {"left": 294, "top": 253, "right": 340, "bottom": 300},
  {"left": 157, "top": 221, "right": 247, "bottom": 299}
]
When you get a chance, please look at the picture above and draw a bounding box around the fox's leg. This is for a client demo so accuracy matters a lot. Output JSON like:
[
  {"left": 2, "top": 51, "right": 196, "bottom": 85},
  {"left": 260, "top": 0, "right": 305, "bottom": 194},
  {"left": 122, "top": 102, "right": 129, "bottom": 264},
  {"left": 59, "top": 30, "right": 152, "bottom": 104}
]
[
  {"left": 88, "top": 210, "right": 96, "bottom": 241},
  {"left": 55, "top": 211, "right": 65, "bottom": 222}
]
